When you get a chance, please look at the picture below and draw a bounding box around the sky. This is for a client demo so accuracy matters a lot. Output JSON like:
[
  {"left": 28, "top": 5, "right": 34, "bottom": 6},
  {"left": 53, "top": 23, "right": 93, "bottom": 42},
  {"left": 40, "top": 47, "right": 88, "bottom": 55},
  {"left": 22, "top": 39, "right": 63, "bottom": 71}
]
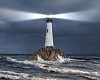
[{"left": 0, "top": 0, "right": 100, "bottom": 55}]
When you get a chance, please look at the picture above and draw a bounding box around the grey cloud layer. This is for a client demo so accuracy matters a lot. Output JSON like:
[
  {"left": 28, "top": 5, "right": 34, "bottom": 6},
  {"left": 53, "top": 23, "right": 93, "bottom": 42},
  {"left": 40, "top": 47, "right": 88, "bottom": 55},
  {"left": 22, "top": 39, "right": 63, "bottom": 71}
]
[{"left": 0, "top": 0, "right": 100, "bottom": 54}]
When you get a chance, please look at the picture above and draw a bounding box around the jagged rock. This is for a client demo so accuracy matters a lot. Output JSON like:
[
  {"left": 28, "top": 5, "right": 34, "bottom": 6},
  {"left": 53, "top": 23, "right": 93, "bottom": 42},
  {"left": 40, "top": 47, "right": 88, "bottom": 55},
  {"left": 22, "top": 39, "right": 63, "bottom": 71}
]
[
  {"left": 31, "top": 46, "right": 64, "bottom": 61},
  {"left": 0, "top": 77, "right": 12, "bottom": 80}
]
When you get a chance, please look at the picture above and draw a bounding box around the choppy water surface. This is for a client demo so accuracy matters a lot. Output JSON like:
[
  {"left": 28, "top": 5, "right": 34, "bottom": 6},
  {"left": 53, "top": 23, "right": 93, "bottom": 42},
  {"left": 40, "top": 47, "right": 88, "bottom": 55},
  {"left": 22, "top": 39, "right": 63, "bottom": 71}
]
[{"left": 0, "top": 54, "right": 100, "bottom": 80}]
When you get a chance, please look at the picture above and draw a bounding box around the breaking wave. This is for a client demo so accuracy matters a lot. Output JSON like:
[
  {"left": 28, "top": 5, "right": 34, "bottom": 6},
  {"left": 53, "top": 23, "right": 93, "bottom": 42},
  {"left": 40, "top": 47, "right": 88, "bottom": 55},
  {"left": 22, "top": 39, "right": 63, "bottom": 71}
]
[
  {"left": 0, "top": 70, "right": 62, "bottom": 80},
  {"left": 6, "top": 55, "right": 71, "bottom": 65},
  {"left": 37, "top": 55, "right": 44, "bottom": 62},
  {"left": 6, "top": 56, "right": 100, "bottom": 80}
]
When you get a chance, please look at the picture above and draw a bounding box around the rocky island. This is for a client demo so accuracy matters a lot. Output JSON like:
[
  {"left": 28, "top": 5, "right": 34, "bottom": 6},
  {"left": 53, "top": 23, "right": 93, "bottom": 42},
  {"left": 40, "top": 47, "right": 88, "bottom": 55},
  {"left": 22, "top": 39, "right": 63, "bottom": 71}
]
[{"left": 31, "top": 46, "right": 64, "bottom": 61}]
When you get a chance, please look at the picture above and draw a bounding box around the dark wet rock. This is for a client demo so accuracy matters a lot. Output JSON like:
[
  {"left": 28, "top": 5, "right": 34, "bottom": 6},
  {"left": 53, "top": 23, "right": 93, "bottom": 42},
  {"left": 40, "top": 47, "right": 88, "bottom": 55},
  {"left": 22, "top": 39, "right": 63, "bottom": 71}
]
[
  {"left": 0, "top": 77, "right": 12, "bottom": 80},
  {"left": 31, "top": 46, "right": 64, "bottom": 61}
]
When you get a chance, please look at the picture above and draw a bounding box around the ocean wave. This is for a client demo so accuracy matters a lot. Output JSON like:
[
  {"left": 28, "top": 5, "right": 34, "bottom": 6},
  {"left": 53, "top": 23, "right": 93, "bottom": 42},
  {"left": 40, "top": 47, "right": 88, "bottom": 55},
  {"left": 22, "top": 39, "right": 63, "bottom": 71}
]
[
  {"left": 6, "top": 56, "right": 100, "bottom": 80},
  {"left": 7, "top": 56, "right": 35, "bottom": 65},
  {"left": 6, "top": 57, "right": 100, "bottom": 74},
  {"left": 0, "top": 70, "right": 29, "bottom": 80},
  {"left": 0, "top": 70, "right": 64, "bottom": 80},
  {"left": 6, "top": 56, "right": 73, "bottom": 65},
  {"left": 6, "top": 64, "right": 32, "bottom": 69},
  {"left": 35, "top": 63, "right": 100, "bottom": 80},
  {"left": 95, "top": 64, "right": 100, "bottom": 68}
]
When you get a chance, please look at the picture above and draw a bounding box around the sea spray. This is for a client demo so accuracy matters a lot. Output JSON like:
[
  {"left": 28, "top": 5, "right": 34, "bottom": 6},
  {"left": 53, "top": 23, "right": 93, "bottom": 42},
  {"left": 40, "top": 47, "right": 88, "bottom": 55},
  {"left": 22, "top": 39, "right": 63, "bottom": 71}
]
[
  {"left": 37, "top": 55, "right": 44, "bottom": 62},
  {"left": 57, "top": 55, "right": 67, "bottom": 63},
  {"left": 0, "top": 70, "right": 62, "bottom": 80},
  {"left": 5, "top": 56, "right": 100, "bottom": 80}
]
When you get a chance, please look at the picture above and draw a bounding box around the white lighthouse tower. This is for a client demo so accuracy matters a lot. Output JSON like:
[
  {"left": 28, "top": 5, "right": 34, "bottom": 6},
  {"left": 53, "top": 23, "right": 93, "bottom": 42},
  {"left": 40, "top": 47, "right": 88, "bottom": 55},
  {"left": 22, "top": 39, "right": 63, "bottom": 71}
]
[{"left": 45, "top": 15, "right": 54, "bottom": 47}]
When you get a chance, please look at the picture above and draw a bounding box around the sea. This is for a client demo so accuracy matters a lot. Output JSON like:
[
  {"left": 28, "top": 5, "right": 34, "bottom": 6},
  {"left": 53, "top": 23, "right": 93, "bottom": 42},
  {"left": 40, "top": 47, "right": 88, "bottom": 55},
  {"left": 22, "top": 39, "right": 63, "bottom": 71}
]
[{"left": 0, "top": 54, "right": 100, "bottom": 80}]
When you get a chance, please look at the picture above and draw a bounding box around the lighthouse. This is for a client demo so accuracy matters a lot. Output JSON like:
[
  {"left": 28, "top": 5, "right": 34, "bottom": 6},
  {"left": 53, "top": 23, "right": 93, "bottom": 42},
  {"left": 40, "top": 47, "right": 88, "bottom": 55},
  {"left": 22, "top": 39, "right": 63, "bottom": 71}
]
[
  {"left": 32, "top": 14, "right": 64, "bottom": 61},
  {"left": 45, "top": 15, "right": 54, "bottom": 47}
]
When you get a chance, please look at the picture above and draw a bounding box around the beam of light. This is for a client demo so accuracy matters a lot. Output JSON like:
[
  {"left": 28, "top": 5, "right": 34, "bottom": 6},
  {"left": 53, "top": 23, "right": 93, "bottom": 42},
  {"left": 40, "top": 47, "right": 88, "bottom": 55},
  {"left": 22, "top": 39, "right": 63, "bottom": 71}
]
[
  {"left": 53, "top": 9, "right": 100, "bottom": 22},
  {"left": 0, "top": 8, "right": 47, "bottom": 22}
]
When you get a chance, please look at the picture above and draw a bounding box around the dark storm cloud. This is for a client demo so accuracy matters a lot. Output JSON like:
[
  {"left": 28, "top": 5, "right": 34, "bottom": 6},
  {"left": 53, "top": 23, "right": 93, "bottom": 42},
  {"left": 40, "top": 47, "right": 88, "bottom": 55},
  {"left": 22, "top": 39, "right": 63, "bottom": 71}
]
[
  {"left": 0, "top": 0, "right": 99, "bottom": 13},
  {"left": 0, "top": 0, "right": 100, "bottom": 54}
]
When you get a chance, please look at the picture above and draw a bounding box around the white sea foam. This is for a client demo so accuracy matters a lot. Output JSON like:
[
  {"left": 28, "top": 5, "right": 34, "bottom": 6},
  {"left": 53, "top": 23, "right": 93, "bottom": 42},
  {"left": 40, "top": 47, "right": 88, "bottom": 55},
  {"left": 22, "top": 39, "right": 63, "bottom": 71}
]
[
  {"left": 0, "top": 70, "right": 63, "bottom": 80},
  {"left": 57, "top": 55, "right": 68, "bottom": 63},
  {"left": 37, "top": 55, "right": 72, "bottom": 64},
  {"left": 7, "top": 56, "right": 35, "bottom": 65},
  {"left": 37, "top": 55, "right": 44, "bottom": 62},
  {"left": 36, "top": 63, "right": 100, "bottom": 77},
  {"left": 56, "top": 55, "right": 83, "bottom": 62},
  {"left": 6, "top": 57, "right": 100, "bottom": 74},
  {"left": 0, "top": 70, "right": 29, "bottom": 80},
  {"left": 6, "top": 56, "right": 100, "bottom": 79},
  {"left": 6, "top": 56, "right": 68, "bottom": 65},
  {"left": 7, "top": 56, "right": 17, "bottom": 62},
  {"left": 81, "top": 74, "right": 100, "bottom": 80}
]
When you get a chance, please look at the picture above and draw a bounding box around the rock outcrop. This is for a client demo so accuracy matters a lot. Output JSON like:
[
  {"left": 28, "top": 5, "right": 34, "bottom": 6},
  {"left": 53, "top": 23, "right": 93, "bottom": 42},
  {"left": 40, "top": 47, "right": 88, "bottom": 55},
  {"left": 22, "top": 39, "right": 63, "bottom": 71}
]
[
  {"left": 31, "top": 46, "right": 64, "bottom": 61},
  {"left": 0, "top": 77, "right": 12, "bottom": 80}
]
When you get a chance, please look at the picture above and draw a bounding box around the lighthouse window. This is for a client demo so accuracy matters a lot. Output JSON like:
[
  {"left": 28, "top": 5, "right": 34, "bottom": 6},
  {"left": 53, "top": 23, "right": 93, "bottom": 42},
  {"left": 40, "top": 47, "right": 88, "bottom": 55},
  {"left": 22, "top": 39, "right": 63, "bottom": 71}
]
[{"left": 47, "top": 29, "right": 48, "bottom": 33}]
